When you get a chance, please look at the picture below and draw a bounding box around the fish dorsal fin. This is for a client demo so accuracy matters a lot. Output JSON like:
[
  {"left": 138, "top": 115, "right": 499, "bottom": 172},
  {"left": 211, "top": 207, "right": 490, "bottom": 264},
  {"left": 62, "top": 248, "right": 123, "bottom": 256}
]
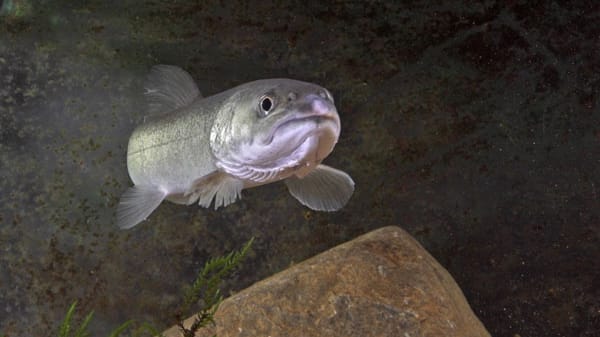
[
  {"left": 144, "top": 65, "right": 201, "bottom": 115},
  {"left": 185, "top": 171, "right": 244, "bottom": 210},
  {"left": 285, "top": 164, "right": 354, "bottom": 211}
]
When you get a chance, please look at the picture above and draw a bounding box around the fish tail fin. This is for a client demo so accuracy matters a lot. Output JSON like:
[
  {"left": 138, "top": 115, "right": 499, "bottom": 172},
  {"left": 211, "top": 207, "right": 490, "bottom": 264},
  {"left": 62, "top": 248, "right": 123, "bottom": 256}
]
[{"left": 116, "top": 185, "right": 167, "bottom": 229}]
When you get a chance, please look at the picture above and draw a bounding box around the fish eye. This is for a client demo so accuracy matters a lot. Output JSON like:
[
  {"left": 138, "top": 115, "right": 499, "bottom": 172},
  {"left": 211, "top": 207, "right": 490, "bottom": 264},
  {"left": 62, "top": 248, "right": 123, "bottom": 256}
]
[{"left": 259, "top": 96, "right": 273, "bottom": 116}]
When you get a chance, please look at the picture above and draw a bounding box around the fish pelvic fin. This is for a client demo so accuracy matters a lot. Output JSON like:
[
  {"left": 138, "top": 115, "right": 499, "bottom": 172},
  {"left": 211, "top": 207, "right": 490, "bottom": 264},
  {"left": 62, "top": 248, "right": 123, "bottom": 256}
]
[
  {"left": 144, "top": 65, "right": 201, "bottom": 115},
  {"left": 116, "top": 185, "right": 167, "bottom": 229},
  {"left": 186, "top": 172, "right": 244, "bottom": 210},
  {"left": 285, "top": 164, "right": 354, "bottom": 211}
]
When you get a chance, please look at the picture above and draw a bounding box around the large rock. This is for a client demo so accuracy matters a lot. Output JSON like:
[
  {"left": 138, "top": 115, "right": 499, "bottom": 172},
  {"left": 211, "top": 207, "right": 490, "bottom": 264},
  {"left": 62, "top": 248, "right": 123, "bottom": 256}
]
[{"left": 163, "top": 226, "right": 490, "bottom": 337}]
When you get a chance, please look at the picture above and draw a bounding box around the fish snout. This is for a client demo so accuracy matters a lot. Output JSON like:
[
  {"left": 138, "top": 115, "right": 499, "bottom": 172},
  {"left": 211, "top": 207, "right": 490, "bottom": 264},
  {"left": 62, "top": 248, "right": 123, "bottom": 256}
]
[{"left": 302, "top": 93, "right": 338, "bottom": 120}]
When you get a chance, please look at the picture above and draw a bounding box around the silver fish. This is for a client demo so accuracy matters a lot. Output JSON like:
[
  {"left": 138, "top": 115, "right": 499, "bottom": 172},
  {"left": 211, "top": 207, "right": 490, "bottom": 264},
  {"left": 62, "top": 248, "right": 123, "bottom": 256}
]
[{"left": 116, "top": 65, "right": 354, "bottom": 229}]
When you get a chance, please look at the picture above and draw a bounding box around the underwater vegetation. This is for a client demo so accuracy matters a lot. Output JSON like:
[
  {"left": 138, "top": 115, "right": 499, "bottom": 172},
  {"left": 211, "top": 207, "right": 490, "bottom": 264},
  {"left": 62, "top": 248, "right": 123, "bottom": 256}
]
[
  {"left": 56, "top": 301, "right": 136, "bottom": 337},
  {"left": 175, "top": 238, "right": 253, "bottom": 337},
  {"left": 34, "top": 239, "right": 252, "bottom": 337}
]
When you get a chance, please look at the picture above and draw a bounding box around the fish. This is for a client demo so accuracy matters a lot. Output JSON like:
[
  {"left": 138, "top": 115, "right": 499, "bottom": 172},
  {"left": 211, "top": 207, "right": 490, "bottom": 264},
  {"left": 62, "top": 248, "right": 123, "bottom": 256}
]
[{"left": 116, "top": 65, "right": 354, "bottom": 229}]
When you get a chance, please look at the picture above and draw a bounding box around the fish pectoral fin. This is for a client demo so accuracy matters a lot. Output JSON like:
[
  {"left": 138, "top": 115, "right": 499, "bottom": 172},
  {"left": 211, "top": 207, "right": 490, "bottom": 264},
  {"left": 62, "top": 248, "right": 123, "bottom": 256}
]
[
  {"left": 187, "top": 172, "right": 244, "bottom": 210},
  {"left": 144, "top": 65, "right": 201, "bottom": 115},
  {"left": 116, "top": 185, "right": 167, "bottom": 229},
  {"left": 285, "top": 164, "right": 354, "bottom": 211}
]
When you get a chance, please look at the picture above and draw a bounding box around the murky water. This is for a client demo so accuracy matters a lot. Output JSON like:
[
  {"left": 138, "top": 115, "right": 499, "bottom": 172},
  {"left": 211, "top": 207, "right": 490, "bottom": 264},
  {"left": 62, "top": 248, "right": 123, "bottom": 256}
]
[{"left": 1, "top": 1, "right": 599, "bottom": 336}]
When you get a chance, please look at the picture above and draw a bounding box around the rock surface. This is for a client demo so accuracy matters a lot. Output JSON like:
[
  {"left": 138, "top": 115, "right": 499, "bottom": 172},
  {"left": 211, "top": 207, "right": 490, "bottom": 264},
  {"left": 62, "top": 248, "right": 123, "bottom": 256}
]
[{"left": 163, "top": 226, "right": 490, "bottom": 337}]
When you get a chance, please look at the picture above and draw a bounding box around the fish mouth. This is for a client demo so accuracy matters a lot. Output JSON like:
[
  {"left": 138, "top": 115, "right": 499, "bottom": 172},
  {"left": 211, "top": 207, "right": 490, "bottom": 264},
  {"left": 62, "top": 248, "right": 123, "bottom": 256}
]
[
  {"left": 258, "top": 113, "right": 340, "bottom": 169},
  {"left": 264, "top": 112, "right": 340, "bottom": 146}
]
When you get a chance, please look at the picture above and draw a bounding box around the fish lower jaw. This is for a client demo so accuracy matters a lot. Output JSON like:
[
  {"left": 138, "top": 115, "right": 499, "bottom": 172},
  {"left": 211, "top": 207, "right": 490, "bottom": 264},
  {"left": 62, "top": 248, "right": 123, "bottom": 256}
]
[{"left": 216, "top": 161, "right": 297, "bottom": 186}]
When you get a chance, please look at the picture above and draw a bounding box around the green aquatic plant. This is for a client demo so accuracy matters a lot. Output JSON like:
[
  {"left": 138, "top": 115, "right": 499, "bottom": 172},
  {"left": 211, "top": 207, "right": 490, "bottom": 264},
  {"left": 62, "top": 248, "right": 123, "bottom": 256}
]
[
  {"left": 106, "top": 321, "right": 135, "bottom": 337},
  {"left": 176, "top": 237, "right": 254, "bottom": 337},
  {"left": 55, "top": 301, "right": 139, "bottom": 337},
  {"left": 46, "top": 238, "right": 254, "bottom": 337},
  {"left": 57, "top": 301, "right": 95, "bottom": 337}
]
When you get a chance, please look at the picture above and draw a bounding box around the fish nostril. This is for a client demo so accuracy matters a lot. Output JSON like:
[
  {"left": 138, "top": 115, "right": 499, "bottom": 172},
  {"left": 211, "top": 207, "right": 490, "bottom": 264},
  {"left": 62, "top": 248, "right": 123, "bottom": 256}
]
[
  {"left": 318, "top": 89, "right": 334, "bottom": 103},
  {"left": 312, "top": 98, "right": 330, "bottom": 115},
  {"left": 288, "top": 92, "right": 297, "bottom": 102}
]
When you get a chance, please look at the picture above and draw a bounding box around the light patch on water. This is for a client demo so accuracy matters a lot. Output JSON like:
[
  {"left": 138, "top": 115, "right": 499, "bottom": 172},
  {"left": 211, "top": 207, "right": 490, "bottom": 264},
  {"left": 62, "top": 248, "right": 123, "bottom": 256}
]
[{"left": 0, "top": 0, "right": 32, "bottom": 18}]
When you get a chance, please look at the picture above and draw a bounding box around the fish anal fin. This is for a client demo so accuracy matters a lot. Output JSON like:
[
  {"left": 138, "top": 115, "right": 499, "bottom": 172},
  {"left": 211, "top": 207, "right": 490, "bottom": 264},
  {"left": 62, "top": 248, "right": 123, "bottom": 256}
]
[
  {"left": 285, "top": 164, "right": 354, "bottom": 211},
  {"left": 116, "top": 185, "right": 167, "bottom": 229},
  {"left": 145, "top": 65, "right": 201, "bottom": 115},
  {"left": 185, "top": 172, "right": 244, "bottom": 210}
]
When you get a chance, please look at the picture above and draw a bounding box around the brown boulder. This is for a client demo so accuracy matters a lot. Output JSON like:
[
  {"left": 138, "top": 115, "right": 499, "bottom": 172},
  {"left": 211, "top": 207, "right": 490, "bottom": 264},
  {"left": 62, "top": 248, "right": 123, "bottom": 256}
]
[{"left": 163, "top": 226, "right": 490, "bottom": 337}]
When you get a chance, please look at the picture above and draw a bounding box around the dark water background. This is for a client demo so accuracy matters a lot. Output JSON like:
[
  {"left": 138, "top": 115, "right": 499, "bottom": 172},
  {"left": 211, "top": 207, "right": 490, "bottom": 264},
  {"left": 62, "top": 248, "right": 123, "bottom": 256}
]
[{"left": 1, "top": 1, "right": 599, "bottom": 336}]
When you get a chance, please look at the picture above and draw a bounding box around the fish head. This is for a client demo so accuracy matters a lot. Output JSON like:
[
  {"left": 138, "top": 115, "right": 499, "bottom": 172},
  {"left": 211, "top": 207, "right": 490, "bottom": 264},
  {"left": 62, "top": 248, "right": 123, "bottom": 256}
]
[{"left": 210, "top": 79, "right": 341, "bottom": 183}]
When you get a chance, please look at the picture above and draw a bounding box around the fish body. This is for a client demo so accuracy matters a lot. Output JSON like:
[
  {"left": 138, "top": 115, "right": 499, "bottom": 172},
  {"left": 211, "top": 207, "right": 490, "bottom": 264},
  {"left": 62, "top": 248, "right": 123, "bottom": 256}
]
[{"left": 117, "top": 65, "right": 354, "bottom": 229}]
